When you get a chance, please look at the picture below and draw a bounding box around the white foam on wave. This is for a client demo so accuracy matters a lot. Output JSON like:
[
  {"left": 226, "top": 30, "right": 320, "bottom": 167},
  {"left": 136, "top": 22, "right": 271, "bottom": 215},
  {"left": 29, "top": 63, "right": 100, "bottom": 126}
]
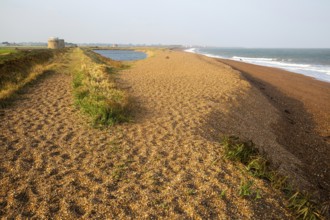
[
  {"left": 231, "top": 56, "right": 330, "bottom": 82},
  {"left": 232, "top": 56, "right": 275, "bottom": 62},
  {"left": 186, "top": 48, "right": 225, "bottom": 59},
  {"left": 193, "top": 50, "right": 330, "bottom": 83},
  {"left": 232, "top": 56, "right": 311, "bottom": 68},
  {"left": 200, "top": 53, "right": 223, "bottom": 59},
  {"left": 184, "top": 48, "right": 197, "bottom": 53}
]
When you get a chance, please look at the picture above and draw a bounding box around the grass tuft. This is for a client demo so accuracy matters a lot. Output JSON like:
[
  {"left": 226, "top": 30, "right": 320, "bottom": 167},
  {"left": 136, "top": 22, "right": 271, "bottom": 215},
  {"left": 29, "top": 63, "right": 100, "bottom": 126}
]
[
  {"left": 238, "top": 180, "right": 262, "bottom": 200},
  {"left": 238, "top": 180, "right": 254, "bottom": 197},
  {"left": 222, "top": 137, "right": 258, "bottom": 164},
  {"left": 288, "top": 192, "right": 321, "bottom": 220},
  {"left": 72, "top": 48, "right": 130, "bottom": 127},
  {"left": 246, "top": 156, "right": 269, "bottom": 179}
]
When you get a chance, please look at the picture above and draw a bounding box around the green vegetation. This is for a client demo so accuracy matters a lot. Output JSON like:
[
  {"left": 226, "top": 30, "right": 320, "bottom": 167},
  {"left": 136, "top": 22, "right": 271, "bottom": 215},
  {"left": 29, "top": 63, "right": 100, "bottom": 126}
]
[
  {"left": 0, "top": 47, "right": 18, "bottom": 56},
  {"left": 219, "top": 189, "right": 227, "bottom": 199},
  {"left": 238, "top": 180, "right": 262, "bottom": 200},
  {"left": 238, "top": 180, "right": 254, "bottom": 197},
  {"left": 223, "top": 138, "right": 257, "bottom": 164},
  {"left": 288, "top": 192, "right": 322, "bottom": 220},
  {"left": 222, "top": 137, "right": 269, "bottom": 180},
  {"left": 72, "top": 48, "right": 129, "bottom": 127},
  {"left": 222, "top": 136, "right": 325, "bottom": 219},
  {"left": 0, "top": 48, "right": 53, "bottom": 64}
]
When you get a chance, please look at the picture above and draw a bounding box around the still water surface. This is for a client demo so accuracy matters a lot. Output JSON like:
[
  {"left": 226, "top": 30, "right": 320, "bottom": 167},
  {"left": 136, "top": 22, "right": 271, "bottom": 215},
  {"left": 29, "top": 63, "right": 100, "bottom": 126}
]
[{"left": 94, "top": 50, "right": 147, "bottom": 61}]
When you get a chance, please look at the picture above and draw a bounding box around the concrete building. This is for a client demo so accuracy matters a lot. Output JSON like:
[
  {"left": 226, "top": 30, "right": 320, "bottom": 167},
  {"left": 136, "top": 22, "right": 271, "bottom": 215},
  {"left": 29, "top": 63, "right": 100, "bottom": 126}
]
[{"left": 48, "top": 37, "right": 65, "bottom": 49}]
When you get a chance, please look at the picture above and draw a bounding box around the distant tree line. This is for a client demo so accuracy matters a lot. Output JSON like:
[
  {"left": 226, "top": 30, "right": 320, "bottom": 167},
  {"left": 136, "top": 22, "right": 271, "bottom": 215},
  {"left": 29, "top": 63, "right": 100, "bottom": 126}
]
[{"left": 1, "top": 42, "right": 20, "bottom": 46}]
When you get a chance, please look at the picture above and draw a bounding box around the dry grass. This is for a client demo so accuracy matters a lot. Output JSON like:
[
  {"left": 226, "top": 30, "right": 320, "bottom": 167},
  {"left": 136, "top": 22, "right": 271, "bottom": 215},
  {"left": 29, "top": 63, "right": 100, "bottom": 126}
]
[
  {"left": 70, "top": 48, "right": 129, "bottom": 127},
  {"left": 0, "top": 64, "right": 47, "bottom": 102},
  {"left": 0, "top": 49, "right": 67, "bottom": 105}
]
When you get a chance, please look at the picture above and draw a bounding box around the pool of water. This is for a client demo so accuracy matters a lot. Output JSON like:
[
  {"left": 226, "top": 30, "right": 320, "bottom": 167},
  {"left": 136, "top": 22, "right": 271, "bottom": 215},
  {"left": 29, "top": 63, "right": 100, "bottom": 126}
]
[{"left": 94, "top": 49, "right": 147, "bottom": 61}]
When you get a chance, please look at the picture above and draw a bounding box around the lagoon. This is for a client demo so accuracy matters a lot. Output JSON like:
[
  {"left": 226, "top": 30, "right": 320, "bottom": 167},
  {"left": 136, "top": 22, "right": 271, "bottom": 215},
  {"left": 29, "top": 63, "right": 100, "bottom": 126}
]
[{"left": 94, "top": 50, "right": 147, "bottom": 61}]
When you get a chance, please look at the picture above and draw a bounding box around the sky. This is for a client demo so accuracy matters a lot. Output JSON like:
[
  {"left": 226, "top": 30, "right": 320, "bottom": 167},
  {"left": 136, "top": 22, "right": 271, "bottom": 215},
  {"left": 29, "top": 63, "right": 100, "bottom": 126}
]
[{"left": 1, "top": 0, "right": 330, "bottom": 48}]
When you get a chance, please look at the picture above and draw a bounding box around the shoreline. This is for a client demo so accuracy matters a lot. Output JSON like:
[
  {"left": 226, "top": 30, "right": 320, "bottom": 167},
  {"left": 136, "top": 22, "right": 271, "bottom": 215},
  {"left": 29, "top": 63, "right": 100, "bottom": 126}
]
[
  {"left": 215, "top": 57, "right": 330, "bottom": 137},
  {"left": 184, "top": 48, "right": 330, "bottom": 84},
  {"left": 207, "top": 55, "right": 330, "bottom": 201}
]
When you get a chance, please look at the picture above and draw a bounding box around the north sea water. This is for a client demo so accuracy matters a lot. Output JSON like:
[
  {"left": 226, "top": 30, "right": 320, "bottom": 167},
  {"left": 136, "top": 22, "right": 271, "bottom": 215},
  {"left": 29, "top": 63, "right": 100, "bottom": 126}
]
[{"left": 186, "top": 48, "right": 330, "bottom": 82}]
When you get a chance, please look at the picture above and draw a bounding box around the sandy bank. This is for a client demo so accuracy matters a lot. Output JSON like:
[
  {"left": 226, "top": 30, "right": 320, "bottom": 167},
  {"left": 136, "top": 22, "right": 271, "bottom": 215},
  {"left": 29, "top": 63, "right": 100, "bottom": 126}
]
[
  {"left": 0, "top": 49, "right": 295, "bottom": 218},
  {"left": 217, "top": 58, "right": 330, "bottom": 138},
  {"left": 210, "top": 57, "right": 330, "bottom": 202}
]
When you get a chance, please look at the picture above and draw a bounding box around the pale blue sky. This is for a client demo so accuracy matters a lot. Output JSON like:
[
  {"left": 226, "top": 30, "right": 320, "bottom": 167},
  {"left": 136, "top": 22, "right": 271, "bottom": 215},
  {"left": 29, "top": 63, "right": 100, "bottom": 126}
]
[{"left": 1, "top": 0, "right": 329, "bottom": 47}]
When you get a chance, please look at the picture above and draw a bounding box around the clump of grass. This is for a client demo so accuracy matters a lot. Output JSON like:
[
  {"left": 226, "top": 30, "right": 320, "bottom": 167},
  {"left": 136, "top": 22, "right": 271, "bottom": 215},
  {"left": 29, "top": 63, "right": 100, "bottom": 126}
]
[
  {"left": 238, "top": 180, "right": 254, "bottom": 197},
  {"left": 267, "top": 171, "right": 289, "bottom": 190},
  {"left": 72, "top": 49, "right": 129, "bottom": 127},
  {"left": 246, "top": 156, "right": 269, "bottom": 179},
  {"left": 223, "top": 137, "right": 257, "bottom": 164},
  {"left": 221, "top": 136, "right": 325, "bottom": 219},
  {"left": 222, "top": 137, "right": 268, "bottom": 179},
  {"left": 238, "top": 180, "right": 262, "bottom": 200},
  {"left": 288, "top": 192, "right": 322, "bottom": 220}
]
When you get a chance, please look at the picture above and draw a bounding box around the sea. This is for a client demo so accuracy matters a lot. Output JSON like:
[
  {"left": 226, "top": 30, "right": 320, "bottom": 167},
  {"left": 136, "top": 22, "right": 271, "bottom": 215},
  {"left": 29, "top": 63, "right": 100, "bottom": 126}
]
[
  {"left": 94, "top": 50, "right": 147, "bottom": 61},
  {"left": 185, "top": 48, "right": 330, "bottom": 83}
]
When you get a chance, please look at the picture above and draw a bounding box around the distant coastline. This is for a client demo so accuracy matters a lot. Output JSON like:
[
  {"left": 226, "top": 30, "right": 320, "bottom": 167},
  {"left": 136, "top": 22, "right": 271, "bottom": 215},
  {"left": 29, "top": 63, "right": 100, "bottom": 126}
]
[
  {"left": 192, "top": 51, "right": 330, "bottom": 203},
  {"left": 185, "top": 47, "right": 330, "bottom": 83}
]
